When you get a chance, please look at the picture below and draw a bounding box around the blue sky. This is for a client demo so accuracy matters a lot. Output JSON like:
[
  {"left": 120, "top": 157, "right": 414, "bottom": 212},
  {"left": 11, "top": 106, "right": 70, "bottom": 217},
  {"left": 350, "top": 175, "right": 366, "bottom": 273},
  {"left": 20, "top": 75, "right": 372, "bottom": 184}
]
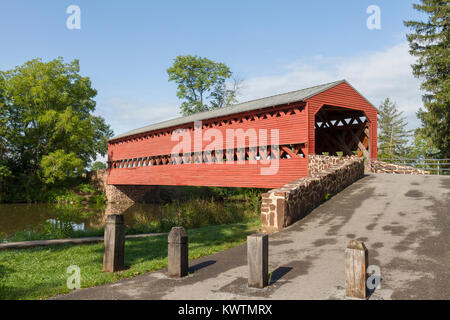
[{"left": 0, "top": 0, "right": 424, "bottom": 149}]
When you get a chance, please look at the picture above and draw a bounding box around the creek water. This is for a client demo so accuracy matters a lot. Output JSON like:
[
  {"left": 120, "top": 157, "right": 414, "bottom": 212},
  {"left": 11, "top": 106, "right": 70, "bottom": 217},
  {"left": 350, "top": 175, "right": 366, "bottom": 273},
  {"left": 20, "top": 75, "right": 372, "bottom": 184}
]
[{"left": 0, "top": 202, "right": 165, "bottom": 240}]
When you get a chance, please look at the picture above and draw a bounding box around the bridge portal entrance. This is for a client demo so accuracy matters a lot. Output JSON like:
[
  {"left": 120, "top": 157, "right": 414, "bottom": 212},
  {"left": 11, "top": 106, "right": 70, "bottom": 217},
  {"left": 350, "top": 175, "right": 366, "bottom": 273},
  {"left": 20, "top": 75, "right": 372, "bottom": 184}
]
[{"left": 314, "top": 105, "right": 371, "bottom": 158}]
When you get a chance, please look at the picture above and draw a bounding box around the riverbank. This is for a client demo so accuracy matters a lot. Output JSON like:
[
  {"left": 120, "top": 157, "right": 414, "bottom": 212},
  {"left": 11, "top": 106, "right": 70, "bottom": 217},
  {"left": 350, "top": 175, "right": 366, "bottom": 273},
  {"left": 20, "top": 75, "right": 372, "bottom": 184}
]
[
  {"left": 0, "top": 220, "right": 260, "bottom": 300},
  {"left": 0, "top": 176, "right": 106, "bottom": 204},
  {"left": 0, "top": 183, "right": 264, "bottom": 300},
  {"left": 1, "top": 186, "right": 263, "bottom": 242}
]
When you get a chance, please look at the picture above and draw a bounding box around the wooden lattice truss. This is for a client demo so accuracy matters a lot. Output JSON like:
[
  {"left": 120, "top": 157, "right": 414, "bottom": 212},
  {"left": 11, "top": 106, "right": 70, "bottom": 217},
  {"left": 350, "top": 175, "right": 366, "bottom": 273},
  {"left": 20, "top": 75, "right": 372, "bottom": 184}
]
[
  {"left": 315, "top": 106, "right": 370, "bottom": 158},
  {"left": 110, "top": 142, "right": 307, "bottom": 169}
]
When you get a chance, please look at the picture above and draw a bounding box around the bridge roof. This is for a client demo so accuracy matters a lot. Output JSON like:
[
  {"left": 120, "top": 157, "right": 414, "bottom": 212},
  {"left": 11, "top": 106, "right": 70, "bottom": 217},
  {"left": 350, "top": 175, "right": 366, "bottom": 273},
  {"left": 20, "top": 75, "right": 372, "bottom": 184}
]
[{"left": 110, "top": 79, "right": 373, "bottom": 141}]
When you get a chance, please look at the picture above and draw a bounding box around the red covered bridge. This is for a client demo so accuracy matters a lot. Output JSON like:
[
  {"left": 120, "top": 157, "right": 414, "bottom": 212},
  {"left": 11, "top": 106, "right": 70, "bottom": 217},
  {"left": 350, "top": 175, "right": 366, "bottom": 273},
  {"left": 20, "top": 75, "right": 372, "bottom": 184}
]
[{"left": 107, "top": 80, "right": 378, "bottom": 189}]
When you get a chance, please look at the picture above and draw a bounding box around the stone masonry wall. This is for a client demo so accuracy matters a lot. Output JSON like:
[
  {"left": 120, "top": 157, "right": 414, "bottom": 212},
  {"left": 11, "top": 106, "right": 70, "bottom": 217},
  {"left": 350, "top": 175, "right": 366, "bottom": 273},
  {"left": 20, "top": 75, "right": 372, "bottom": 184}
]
[
  {"left": 308, "top": 154, "right": 350, "bottom": 175},
  {"left": 105, "top": 184, "right": 160, "bottom": 204},
  {"left": 88, "top": 169, "right": 107, "bottom": 193},
  {"left": 370, "top": 160, "right": 430, "bottom": 175},
  {"left": 261, "top": 155, "right": 365, "bottom": 233},
  {"left": 88, "top": 169, "right": 160, "bottom": 203}
]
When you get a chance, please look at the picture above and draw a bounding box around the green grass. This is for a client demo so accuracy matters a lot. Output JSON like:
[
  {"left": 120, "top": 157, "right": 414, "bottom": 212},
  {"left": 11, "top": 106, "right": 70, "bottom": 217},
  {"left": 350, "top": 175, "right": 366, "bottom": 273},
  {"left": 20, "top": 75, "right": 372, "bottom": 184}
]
[{"left": 0, "top": 220, "right": 260, "bottom": 300}]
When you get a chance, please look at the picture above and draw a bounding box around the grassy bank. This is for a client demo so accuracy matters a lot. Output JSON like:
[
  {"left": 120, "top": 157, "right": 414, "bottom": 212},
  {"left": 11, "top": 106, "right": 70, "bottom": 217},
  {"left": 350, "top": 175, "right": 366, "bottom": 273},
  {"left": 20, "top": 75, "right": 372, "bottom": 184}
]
[
  {"left": 0, "top": 220, "right": 260, "bottom": 300},
  {"left": 0, "top": 185, "right": 264, "bottom": 300}
]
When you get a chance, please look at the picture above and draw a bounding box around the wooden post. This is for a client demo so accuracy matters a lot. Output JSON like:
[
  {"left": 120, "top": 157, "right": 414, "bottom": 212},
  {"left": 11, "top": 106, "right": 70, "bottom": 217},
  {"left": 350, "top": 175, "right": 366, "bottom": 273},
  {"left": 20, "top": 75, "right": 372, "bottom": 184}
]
[
  {"left": 350, "top": 130, "right": 370, "bottom": 159},
  {"left": 247, "top": 233, "right": 269, "bottom": 288},
  {"left": 103, "top": 214, "right": 125, "bottom": 272},
  {"left": 345, "top": 240, "right": 369, "bottom": 299},
  {"left": 168, "top": 227, "right": 189, "bottom": 278}
]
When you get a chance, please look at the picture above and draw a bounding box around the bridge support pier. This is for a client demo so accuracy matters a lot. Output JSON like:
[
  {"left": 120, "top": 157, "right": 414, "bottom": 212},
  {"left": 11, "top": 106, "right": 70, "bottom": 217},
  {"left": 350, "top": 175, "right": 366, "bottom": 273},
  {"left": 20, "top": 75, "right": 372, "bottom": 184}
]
[{"left": 106, "top": 184, "right": 160, "bottom": 204}]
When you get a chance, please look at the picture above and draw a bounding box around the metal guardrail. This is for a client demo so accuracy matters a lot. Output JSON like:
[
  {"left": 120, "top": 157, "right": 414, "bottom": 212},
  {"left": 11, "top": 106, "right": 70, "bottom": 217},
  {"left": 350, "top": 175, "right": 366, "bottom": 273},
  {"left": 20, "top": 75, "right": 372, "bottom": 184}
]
[{"left": 371, "top": 158, "right": 450, "bottom": 175}]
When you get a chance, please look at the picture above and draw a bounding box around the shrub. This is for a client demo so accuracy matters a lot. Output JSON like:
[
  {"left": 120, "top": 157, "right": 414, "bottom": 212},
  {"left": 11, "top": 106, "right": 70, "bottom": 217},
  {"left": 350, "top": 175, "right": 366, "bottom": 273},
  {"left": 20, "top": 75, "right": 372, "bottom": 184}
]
[
  {"left": 45, "top": 189, "right": 84, "bottom": 204},
  {"left": 78, "top": 183, "right": 97, "bottom": 195}
]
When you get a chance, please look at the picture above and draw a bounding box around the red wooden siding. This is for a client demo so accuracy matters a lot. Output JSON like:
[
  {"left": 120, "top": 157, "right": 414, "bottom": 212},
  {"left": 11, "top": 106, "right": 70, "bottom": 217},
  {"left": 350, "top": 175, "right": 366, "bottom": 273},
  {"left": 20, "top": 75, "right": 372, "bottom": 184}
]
[
  {"left": 107, "top": 158, "right": 308, "bottom": 188},
  {"left": 108, "top": 103, "right": 310, "bottom": 188},
  {"left": 108, "top": 103, "right": 307, "bottom": 161}
]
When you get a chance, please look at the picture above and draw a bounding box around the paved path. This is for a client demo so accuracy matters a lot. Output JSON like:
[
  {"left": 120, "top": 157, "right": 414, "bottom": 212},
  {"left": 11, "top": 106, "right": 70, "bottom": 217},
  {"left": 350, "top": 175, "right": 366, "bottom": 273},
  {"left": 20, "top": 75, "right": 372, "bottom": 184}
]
[{"left": 54, "top": 174, "right": 450, "bottom": 300}]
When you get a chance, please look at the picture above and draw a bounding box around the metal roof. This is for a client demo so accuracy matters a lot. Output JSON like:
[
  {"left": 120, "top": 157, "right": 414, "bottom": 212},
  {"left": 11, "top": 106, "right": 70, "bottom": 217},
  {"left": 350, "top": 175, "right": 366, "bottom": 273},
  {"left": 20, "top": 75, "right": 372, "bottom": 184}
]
[{"left": 109, "top": 79, "right": 373, "bottom": 141}]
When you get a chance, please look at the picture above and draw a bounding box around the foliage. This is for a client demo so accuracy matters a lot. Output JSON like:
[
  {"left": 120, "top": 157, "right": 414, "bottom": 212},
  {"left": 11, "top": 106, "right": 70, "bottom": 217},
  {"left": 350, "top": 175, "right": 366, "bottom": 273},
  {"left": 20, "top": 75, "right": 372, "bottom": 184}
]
[
  {"left": 90, "top": 194, "right": 106, "bottom": 205},
  {"left": 40, "top": 150, "right": 84, "bottom": 184},
  {"left": 0, "top": 80, "right": 10, "bottom": 199},
  {"left": 408, "top": 130, "right": 441, "bottom": 159},
  {"left": 44, "top": 183, "right": 105, "bottom": 205},
  {"left": 130, "top": 187, "right": 262, "bottom": 233},
  {"left": 161, "top": 198, "right": 255, "bottom": 229},
  {"left": 91, "top": 161, "right": 107, "bottom": 171},
  {"left": 0, "top": 166, "right": 11, "bottom": 202},
  {"left": 0, "top": 221, "right": 260, "bottom": 299},
  {"left": 45, "top": 189, "right": 85, "bottom": 204},
  {"left": 1, "top": 181, "right": 104, "bottom": 204},
  {"left": 0, "top": 57, "right": 113, "bottom": 201},
  {"left": 167, "top": 55, "right": 239, "bottom": 116},
  {"left": 377, "top": 98, "right": 413, "bottom": 158},
  {"left": 404, "top": 0, "right": 450, "bottom": 158},
  {"left": 77, "top": 183, "right": 97, "bottom": 195}
]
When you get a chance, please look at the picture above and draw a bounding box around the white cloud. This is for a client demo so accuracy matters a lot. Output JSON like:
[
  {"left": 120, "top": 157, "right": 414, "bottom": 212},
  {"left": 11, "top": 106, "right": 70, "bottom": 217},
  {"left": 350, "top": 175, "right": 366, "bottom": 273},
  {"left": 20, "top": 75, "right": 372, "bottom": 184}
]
[
  {"left": 94, "top": 98, "right": 180, "bottom": 164},
  {"left": 238, "top": 42, "right": 423, "bottom": 130},
  {"left": 97, "top": 98, "right": 180, "bottom": 137}
]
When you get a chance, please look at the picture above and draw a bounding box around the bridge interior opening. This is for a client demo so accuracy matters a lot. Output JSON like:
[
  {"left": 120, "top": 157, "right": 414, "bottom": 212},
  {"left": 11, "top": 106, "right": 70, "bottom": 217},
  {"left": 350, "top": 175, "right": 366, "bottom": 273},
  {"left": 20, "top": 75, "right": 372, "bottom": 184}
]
[{"left": 314, "top": 105, "right": 370, "bottom": 158}]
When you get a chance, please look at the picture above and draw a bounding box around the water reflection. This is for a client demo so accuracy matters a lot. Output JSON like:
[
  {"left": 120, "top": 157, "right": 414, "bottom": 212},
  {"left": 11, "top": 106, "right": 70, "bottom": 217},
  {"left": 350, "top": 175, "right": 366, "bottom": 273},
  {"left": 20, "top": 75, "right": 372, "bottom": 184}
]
[
  {"left": 0, "top": 196, "right": 258, "bottom": 241},
  {"left": 47, "top": 219, "right": 85, "bottom": 232},
  {"left": 0, "top": 202, "right": 168, "bottom": 241}
]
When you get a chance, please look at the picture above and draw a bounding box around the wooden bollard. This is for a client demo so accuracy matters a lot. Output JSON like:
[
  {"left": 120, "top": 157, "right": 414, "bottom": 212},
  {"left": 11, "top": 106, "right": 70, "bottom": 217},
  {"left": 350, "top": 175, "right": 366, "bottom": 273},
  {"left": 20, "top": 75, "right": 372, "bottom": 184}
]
[
  {"left": 345, "top": 240, "right": 369, "bottom": 299},
  {"left": 168, "top": 227, "right": 188, "bottom": 278},
  {"left": 247, "top": 233, "right": 268, "bottom": 288},
  {"left": 103, "top": 214, "right": 125, "bottom": 272}
]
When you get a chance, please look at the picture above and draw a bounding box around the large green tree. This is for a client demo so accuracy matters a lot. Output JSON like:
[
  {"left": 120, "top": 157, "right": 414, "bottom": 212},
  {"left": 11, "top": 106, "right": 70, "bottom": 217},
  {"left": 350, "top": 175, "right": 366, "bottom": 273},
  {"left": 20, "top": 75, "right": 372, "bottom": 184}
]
[
  {"left": 0, "top": 75, "right": 11, "bottom": 197},
  {"left": 378, "top": 98, "right": 413, "bottom": 158},
  {"left": 0, "top": 57, "right": 112, "bottom": 197},
  {"left": 167, "top": 55, "right": 239, "bottom": 116},
  {"left": 91, "top": 161, "right": 107, "bottom": 171},
  {"left": 404, "top": 0, "right": 450, "bottom": 158}
]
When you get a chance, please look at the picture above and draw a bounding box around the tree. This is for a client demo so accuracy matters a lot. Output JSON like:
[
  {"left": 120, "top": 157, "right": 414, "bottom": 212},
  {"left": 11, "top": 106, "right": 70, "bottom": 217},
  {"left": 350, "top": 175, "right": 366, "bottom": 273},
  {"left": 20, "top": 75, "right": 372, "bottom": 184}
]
[
  {"left": 167, "top": 55, "right": 239, "bottom": 116},
  {"left": 209, "top": 76, "right": 242, "bottom": 110},
  {"left": 378, "top": 98, "right": 413, "bottom": 158},
  {"left": 0, "top": 90, "right": 11, "bottom": 199},
  {"left": 404, "top": 0, "right": 450, "bottom": 158},
  {"left": 91, "top": 161, "right": 107, "bottom": 171},
  {"left": 0, "top": 72, "right": 12, "bottom": 198},
  {"left": 40, "top": 150, "right": 84, "bottom": 184},
  {"left": 408, "top": 130, "right": 440, "bottom": 159},
  {"left": 0, "top": 57, "right": 113, "bottom": 195}
]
